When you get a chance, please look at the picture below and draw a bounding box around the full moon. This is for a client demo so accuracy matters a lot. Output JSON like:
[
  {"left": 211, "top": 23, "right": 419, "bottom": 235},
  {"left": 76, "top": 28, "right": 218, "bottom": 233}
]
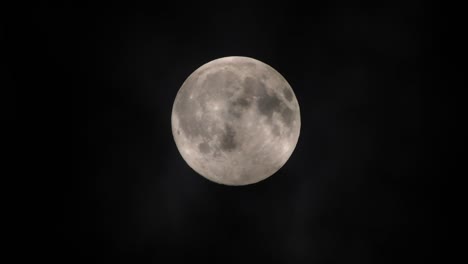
[{"left": 171, "top": 56, "right": 300, "bottom": 185}]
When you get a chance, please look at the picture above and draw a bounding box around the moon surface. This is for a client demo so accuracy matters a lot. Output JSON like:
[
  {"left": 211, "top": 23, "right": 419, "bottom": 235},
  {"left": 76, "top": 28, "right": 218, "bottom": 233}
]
[{"left": 171, "top": 56, "right": 300, "bottom": 185}]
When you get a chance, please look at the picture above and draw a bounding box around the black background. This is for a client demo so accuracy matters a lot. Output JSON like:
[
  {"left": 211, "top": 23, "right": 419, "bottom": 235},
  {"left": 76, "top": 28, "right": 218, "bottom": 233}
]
[{"left": 13, "top": 2, "right": 442, "bottom": 263}]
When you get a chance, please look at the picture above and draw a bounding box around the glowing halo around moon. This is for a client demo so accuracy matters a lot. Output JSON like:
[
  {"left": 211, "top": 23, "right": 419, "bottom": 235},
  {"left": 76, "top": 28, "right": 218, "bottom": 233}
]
[{"left": 171, "top": 56, "right": 300, "bottom": 185}]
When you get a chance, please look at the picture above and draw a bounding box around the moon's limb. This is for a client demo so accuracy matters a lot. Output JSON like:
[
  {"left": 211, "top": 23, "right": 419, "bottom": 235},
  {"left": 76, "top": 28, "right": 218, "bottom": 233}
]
[{"left": 172, "top": 56, "right": 300, "bottom": 185}]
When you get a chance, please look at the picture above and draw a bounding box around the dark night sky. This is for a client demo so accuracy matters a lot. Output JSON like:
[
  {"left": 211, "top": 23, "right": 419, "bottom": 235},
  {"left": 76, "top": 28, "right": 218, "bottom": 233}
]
[{"left": 11, "top": 2, "right": 442, "bottom": 263}]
